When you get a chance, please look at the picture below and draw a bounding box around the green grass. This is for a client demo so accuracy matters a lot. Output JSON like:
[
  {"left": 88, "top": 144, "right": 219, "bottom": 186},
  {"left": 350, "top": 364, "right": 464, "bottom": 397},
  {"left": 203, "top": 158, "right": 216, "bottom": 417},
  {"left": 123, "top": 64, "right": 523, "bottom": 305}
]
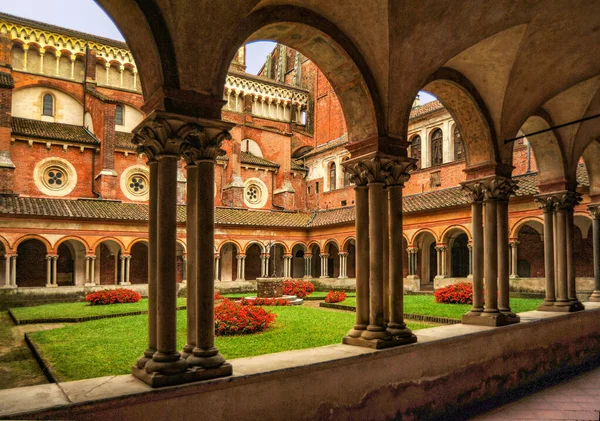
[
  {"left": 28, "top": 306, "right": 434, "bottom": 382},
  {"left": 10, "top": 298, "right": 187, "bottom": 322},
  {"left": 334, "top": 295, "right": 544, "bottom": 320}
]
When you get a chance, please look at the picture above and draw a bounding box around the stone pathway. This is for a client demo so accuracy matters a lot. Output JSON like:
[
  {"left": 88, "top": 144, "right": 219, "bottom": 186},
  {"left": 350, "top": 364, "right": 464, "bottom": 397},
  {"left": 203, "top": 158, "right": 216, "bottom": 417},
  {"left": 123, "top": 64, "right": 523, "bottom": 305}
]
[{"left": 472, "top": 366, "right": 600, "bottom": 420}]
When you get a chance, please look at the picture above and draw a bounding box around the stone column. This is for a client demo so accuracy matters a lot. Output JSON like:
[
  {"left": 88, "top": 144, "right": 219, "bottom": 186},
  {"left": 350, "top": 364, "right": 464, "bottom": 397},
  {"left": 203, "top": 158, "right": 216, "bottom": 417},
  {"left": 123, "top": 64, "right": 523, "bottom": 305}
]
[
  {"left": 435, "top": 246, "right": 442, "bottom": 277},
  {"left": 535, "top": 196, "right": 556, "bottom": 310},
  {"left": 483, "top": 187, "right": 499, "bottom": 317},
  {"left": 555, "top": 195, "right": 570, "bottom": 307},
  {"left": 260, "top": 254, "right": 268, "bottom": 277},
  {"left": 119, "top": 255, "right": 126, "bottom": 285},
  {"left": 565, "top": 203, "right": 583, "bottom": 310},
  {"left": 319, "top": 254, "right": 329, "bottom": 278},
  {"left": 125, "top": 256, "right": 131, "bottom": 285},
  {"left": 462, "top": 182, "right": 485, "bottom": 317},
  {"left": 338, "top": 252, "right": 348, "bottom": 279},
  {"left": 283, "top": 255, "right": 292, "bottom": 278},
  {"left": 588, "top": 204, "right": 600, "bottom": 302},
  {"left": 386, "top": 161, "right": 417, "bottom": 344},
  {"left": 382, "top": 188, "right": 390, "bottom": 322},
  {"left": 467, "top": 244, "right": 473, "bottom": 277},
  {"left": 214, "top": 254, "right": 220, "bottom": 282},
  {"left": 182, "top": 256, "right": 187, "bottom": 284},
  {"left": 85, "top": 256, "right": 90, "bottom": 284},
  {"left": 240, "top": 255, "right": 246, "bottom": 281},
  {"left": 10, "top": 255, "right": 17, "bottom": 287},
  {"left": 497, "top": 194, "right": 515, "bottom": 317},
  {"left": 303, "top": 255, "right": 312, "bottom": 278},
  {"left": 509, "top": 241, "right": 519, "bottom": 278},
  {"left": 3, "top": 255, "right": 10, "bottom": 287},
  {"left": 90, "top": 256, "right": 96, "bottom": 286},
  {"left": 46, "top": 255, "right": 52, "bottom": 287},
  {"left": 51, "top": 256, "right": 58, "bottom": 287},
  {"left": 236, "top": 255, "right": 244, "bottom": 281}
]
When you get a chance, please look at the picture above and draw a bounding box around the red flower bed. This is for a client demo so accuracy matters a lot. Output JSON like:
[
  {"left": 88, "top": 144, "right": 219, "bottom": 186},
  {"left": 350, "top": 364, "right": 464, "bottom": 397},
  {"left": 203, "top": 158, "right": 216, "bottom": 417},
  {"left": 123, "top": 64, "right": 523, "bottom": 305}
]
[
  {"left": 434, "top": 282, "right": 474, "bottom": 304},
  {"left": 239, "top": 297, "right": 289, "bottom": 306},
  {"left": 86, "top": 288, "right": 141, "bottom": 306},
  {"left": 215, "top": 299, "right": 277, "bottom": 336},
  {"left": 214, "top": 291, "right": 222, "bottom": 300},
  {"left": 325, "top": 290, "right": 347, "bottom": 303},
  {"left": 282, "top": 279, "right": 315, "bottom": 298}
]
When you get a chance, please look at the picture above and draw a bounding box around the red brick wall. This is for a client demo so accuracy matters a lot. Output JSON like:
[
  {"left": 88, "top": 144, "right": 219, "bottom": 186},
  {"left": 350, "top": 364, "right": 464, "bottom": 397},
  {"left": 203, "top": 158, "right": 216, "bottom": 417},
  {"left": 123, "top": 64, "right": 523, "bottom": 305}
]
[
  {"left": 56, "top": 243, "right": 74, "bottom": 286},
  {"left": 98, "top": 243, "right": 117, "bottom": 285},
  {"left": 517, "top": 226, "right": 545, "bottom": 277},
  {"left": 130, "top": 242, "right": 148, "bottom": 284},
  {"left": 574, "top": 226, "right": 594, "bottom": 277},
  {"left": 314, "top": 70, "right": 346, "bottom": 147}
]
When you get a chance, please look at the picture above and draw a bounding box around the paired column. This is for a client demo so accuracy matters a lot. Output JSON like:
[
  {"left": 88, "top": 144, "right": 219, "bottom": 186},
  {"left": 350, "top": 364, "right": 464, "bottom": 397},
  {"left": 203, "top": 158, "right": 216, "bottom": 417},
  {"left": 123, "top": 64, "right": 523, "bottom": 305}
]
[
  {"left": 260, "top": 253, "right": 269, "bottom": 277},
  {"left": 319, "top": 254, "right": 329, "bottom": 278},
  {"left": 509, "top": 241, "right": 519, "bottom": 278},
  {"left": 342, "top": 153, "right": 416, "bottom": 348},
  {"left": 182, "top": 160, "right": 198, "bottom": 359},
  {"left": 434, "top": 245, "right": 447, "bottom": 278},
  {"left": 2, "top": 255, "right": 17, "bottom": 288},
  {"left": 338, "top": 252, "right": 348, "bottom": 279},
  {"left": 461, "top": 176, "right": 519, "bottom": 325},
  {"left": 132, "top": 112, "right": 233, "bottom": 387},
  {"left": 283, "top": 255, "right": 292, "bottom": 278},
  {"left": 119, "top": 255, "right": 131, "bottom": 285},
  {"left": 45, "top": 255, "right": 58, "bottom": 288},
  {"left": 84, "top": 255, "right": 97, "bottom": 286},
  {"left": 406, "top": 247, "right": 418, "bottom": 277},
  {"left": 535, "top": 196, "right": 556, "bottom": 310},
  {"left": 236, "top": 254, "right": 246, "bottom": 281},
  {"left": 303, "top": 255, "right": 312, "bottom": 278},
  {"left": 588, "top": 204, "right": 600, "bottom": 301}
]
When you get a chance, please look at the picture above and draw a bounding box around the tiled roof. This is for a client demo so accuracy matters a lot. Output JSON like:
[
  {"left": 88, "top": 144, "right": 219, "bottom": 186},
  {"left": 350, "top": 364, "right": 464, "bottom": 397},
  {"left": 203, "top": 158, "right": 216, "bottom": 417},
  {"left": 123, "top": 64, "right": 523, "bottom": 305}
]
[
  {"left": 409, "top": 100, "right": 444, "bottom": 120},
  {"left": 0, "top": 72, "right": 14, "bottom": 89},
  {"left": 302, "top": 135, "right": 348, "bottom": 158},
  {"left": 11, "top": 118, "right": 99, "bottom": 145},
  {"left": 115, "top": 132, "right": 135, "bottom": 149},
  {"left": 291, "top": 160, "right": 308, "bottom": 171},
  {"left": 0, "top": 170, "right": 591, "bottom": 226},
  {"left": 240, "top": 152, "right": 279, "bottom": 168}
]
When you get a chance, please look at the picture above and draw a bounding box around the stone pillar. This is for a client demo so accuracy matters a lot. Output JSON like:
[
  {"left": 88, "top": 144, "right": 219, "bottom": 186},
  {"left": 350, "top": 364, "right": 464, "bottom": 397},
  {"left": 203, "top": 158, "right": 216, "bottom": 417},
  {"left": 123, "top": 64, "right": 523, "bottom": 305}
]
[
  {"left": 46, "top": 255, "right": 52, "bottom": 287},
  {"left": 467, "top": 244, "right": 473, "bottom": 277},
  {"left": 182, "top": 256, "right": 187, "bottom": 284},
  {"left": 303, "top": 255, "right": 312, "bottom": 278},
  {"left": 382, "top": 188, "right": 390, "bottom": 322},
  {"left": 132, "top": 112, "right": 233, "bottom": 386},
  {"left": 51, "top": 256, "right": 58, "bottom": 287},
  {"left": 386, "top": 164, "right": 416, "bottom": 343},
  {"left": 214, "top": 254, "right": 220, "bottom": 282},
  {"left": 10, "top": 255, "right": 17, "bottom": 287},
  {"left": 260, "top": 254, "right": 267, "bottom": 277},
  {"left": 236, "top": 254, "right": 246, "bottom": 281},
  {"left": 85, "top": 256, "right": 90, "bottom": 285},
  {"left": 434, "top": 245, "right": 447, "bottom": 278},
  {"left": 125, "top": 256, "right": 131, "bottom": 285},
  {"left": 4, "top": 255, "right": 10, "bottom": 287},
  {"left": 119, "top": 255, "right": 126, "bottom": 285},
  {"left": 483, "top": 188, "right": 499, "bottom": 318},
  {"left": 509, "top": 241, "right": 519, "bottom": 278},
  {"left": 319, "top": 254, "right": 329, "bottom": 278},
  {"left": 283, "top": 255, "right": 292, "bottom": 278},
  {"left": 338, "top": 252, "right": 348, "bottom": 279},
  {"left": 89, "top": 256, "right": 96, "bottom": 286},
  {"left": 589, "top": 204, "right": 600, "bottom": 302},
  {"left": 535, "top": 196, "right": 556, "bottom": 310},
  {"left": 565, "top": 205, "right": 583, "bottom": 309},
  {"left": 497, "top": 196, "right": 515, "bottom": 317},
  {"left": 240, "top": 255, "right": 246, "bottom": 281}
]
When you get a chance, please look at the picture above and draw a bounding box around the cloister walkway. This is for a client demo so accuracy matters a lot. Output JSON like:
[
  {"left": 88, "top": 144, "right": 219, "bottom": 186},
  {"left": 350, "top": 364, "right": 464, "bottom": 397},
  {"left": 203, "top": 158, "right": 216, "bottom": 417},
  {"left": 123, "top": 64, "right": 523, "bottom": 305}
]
[{"left": 473, "top": 365, "right": 600, "bottom": 420}]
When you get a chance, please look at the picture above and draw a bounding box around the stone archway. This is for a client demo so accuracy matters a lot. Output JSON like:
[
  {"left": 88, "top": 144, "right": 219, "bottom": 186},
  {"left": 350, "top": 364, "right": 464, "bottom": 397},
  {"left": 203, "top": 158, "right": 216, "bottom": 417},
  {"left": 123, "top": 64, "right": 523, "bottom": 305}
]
[
  {"left": 291, "top": 244, "right": 306, "bottom": 279},
  {"left": 16, "top": 239, "right": 47, "bottom": 287},
  {"left": 130, "top": 241, "right": 149, "bottom": 284},
  {"left": 55, "top": 239, "right": 87, "bottom": 286},
  {"left": 94, "top": 240, "right": 122, "bottom": 286},
  {"left": 219, "top": 243, "right": 239, "bottom": 282},
  {"left": 450, "top": 234, "right": 470, "bottom": 278},
  {"left": 245, "top": 243, "right": 262, "bottom": 281}
]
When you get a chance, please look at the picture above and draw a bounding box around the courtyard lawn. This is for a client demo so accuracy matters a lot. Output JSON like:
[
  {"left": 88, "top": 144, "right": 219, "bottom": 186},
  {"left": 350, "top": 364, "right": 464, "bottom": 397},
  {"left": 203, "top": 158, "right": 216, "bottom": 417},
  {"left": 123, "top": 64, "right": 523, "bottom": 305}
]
[
  {"left": 335, "top": 295, "right": 544, "bottom": 320},
  {"left": 221, "top": 291, "right": 356, "bottom": 299},
  {"left": 27, "top": 306, "right": 434, "bottom": 382},
  {"left": 10, "top": 298, "right": 187, "bottom": 323}
]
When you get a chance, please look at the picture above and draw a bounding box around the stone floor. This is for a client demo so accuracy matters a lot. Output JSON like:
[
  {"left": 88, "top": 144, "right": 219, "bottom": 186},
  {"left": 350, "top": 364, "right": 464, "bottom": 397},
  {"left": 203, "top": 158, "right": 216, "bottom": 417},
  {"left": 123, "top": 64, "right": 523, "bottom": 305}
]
[{"left": 472, "top": 366, "right": 600, "bottom": 420}]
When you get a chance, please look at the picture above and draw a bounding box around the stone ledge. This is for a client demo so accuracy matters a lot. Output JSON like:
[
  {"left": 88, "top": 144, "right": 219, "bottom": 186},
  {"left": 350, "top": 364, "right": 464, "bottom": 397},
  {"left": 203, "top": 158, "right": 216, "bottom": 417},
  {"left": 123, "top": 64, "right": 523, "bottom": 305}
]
[{"left": 1, "top": 303, "right": 599, "bottom": 420}]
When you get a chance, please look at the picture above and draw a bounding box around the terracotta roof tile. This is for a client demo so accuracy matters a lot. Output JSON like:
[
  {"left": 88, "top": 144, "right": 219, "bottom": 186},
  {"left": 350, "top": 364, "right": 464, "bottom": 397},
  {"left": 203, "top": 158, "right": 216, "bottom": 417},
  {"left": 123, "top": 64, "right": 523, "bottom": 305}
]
[
  {"left": 302, "top": 135, "right": 348, "bottom": 158},
  {"left": 12, "top": 117, "right": 99, "bottom": 145},
  {"left": 409, "top": 100, "right": 444, "bottom": 120},
  {"left": 309, "top": 207, "right": 355, "bottom": 227},
  {"left": 0, "top": 72, "right": 14, "bottom": 89},
  {"left": 240, "top": 152, "right": 279, "bottom": 168},
  {"left": 216, "top": 208, "right": 312, "bottom": 227},
  {"left": 115, "top": 131, "right": 135, "bottom": 149}
]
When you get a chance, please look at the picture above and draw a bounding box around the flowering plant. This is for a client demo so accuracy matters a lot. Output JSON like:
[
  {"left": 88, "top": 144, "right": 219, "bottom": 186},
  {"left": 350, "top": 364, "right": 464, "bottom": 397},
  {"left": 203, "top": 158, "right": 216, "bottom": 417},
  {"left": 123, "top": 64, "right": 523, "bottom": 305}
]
[
  {"left": 239, "top": 297, "right": 289, "bottom": 306},
  {"left": 325, "top": 290, "right": 347, "bottom": 303},
  {"left": 282, "top": 279, "right": 315, "bottom": 298},
  {"left": 214, "top": 291, "right": 222, "bottom": 300},
  {"left": 86, "top": 288, "right": 141, "bottom": 305},
  {"left": 214, "top": 298, "right": 277, "bottom": 336},
  {"left": 434, "top": 282, "right": 474, "bottom": 304}
]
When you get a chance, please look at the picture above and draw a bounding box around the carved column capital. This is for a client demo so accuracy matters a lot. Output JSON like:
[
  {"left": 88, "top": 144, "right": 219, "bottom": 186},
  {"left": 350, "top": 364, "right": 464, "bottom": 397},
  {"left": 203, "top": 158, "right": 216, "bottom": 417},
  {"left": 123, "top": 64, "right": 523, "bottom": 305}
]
[
  {"left": 588, "top": 203, "right": 600, "bottom": 219},
  {"left": 132, "top": 111, "right": 233, "bottom": 163},
  {"left": 509, "top": 240, "right": 520, "bottom": 248},
  {"left": 460, "top": 180, "right": 485, "bottom": 203},
  {"left": 482, "top": 176, "right": 518, "bottom": 201},
  {"left": 467, "top": 244, "right": 473, "bottom": 251},
  {"left": 342, "top": 152, "right": 416, "bottom": 186},
  {"left": 553, "top": 190, "right": 582, "bottom": 211},
  {"left": 434, "top": 245, "right": 448, "bottom": 252},
  {"left": 407, "top": 247, "right": 419, "bottom": 255},
  {"left": 534, "top": 194, "right": 557, "bottom": 212}
]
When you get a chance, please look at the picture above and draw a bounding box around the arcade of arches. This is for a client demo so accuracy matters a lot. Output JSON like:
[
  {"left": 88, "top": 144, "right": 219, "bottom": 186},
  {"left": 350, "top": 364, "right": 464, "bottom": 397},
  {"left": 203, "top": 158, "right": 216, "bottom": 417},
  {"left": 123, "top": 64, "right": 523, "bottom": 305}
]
[{"left": 0, "top": 2, "right": 599, "bottom": 416}]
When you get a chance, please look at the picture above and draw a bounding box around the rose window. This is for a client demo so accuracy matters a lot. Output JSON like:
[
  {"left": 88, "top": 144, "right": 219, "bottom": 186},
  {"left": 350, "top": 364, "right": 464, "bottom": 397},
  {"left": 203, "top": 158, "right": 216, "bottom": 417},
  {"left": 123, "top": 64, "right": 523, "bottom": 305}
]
[
  {"left": 246, "top": 185, "right": 260, "bottom": 204},
  {"left": 42, "top": 166, "right": 69, "bottom": 191},
  {"left": 127, "top": 173, "right": 149, "bottom": 196}
]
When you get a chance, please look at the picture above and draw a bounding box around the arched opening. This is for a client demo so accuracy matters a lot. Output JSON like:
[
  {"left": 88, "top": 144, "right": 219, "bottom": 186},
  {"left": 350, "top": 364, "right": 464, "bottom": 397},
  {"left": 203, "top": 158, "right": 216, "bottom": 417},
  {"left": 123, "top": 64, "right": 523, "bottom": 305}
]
[
  {"left": 329, "top": 162, "right": 337, "bottom": 191},
  {"left": 574, "top": 222, "right": 594, "bottom": 279},
  {"left": 326, "top": 242, "right": 339, "bottom": 278},
  {"left": 409, "top": 135, "right": 422, "bottom": 169},
  {"left": 56, "top": 239, "right": 86, "bottom": 286},
  {"left": 414, "top": 232, "right": 437, "bottom": 289},
  {"left": 130, "top": 241, "right": 149, "bottom": 284},
  {"left": 450, "top": 233, "right": 469, "bottom": 278},
  {"left": 453, "top": 125, "right": 465, "bottom": 161},
  {"left": 291, "top": 244, "right": 305, "bottom": 279},
  {"left": 0, "top": 241, "right": 6, "bottom": 286},
  {"left": 94, "top": 240, "right": 122, "bottom": 285},
  {"left": 310, "top": 244, "right": 321, "bottom": 278},
  {"left": 245, "top": 243, "right": 263, "bottom": 281},
  {"left": 268, "top": 243, "right": 285, "bottom": 277},
  {"left": 516, "top": 224, "right": 545, "bottom": 278},
  {"left": 430, "top": 128, "right": 443, "bottom": 167},
  {"left": 219, "top": 243, "right": 239, "bottom": 282},
  {"left": 16, "top": 239, "right": 47, "bottom": 287},
  {"left": 345, "top": 239, "right": 356, "bottom": 278}
]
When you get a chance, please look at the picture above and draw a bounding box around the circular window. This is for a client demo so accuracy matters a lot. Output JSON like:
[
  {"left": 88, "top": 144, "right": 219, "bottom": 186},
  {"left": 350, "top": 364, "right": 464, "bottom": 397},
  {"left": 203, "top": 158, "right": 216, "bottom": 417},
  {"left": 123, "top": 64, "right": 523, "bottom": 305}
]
[
  {"left": 34, "top": 158, "right": 77, "bottom": 197},
  {"left": 121, "top": 165, "right": 150, "bottom": 201},
  {"left": 243, "top": 178, "right": 268, "bottom": 209},
  {"left": 127, "top": 173, "right": 149, "bottom": 196}
]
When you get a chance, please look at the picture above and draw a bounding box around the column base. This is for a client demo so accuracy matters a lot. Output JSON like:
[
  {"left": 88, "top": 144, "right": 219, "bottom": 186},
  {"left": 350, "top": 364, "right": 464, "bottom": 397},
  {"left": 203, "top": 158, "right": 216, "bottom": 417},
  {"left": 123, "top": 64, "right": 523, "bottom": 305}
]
[
  {"left": 45, "top": 283, "right": 58, "bottom": 288},
  {"left": 319, "top": 276, "right": 328, "bottom": 279},
  {"left": 552, "top": 300, "right": 585, "bottom": 312},
  {"left": 345, "top": 324, "right": 367, "bottom": 338},
  {"left": 2, "top": 284, "right": 17, "bottom": 289},
  {"left": 132, "top": 363, "right": 233, "bottom": 388},
  {"left": 462, "top": 311, "right": 519, "bottom": 326},
  {"left": 589, "top": 291, "right": 600, "bottom": 302},
  {"left": 180, "top": 344, "right": 195, "bottom": 360},
  {"left": 118, "top": 282, "right": 132, "bottom": 286},
  {"left": 84, "top": 283, "right": 96, "bottom": 287},
  {"left": 343, "top": 334, "right": 416, "bottom": 349},
  {"left": 338, "top": 276, "right": 348, "bottom": 279},
  {"left": 303, "top": 275, "right": 312, "bottom": 279},
  {"left": 509, "top": 275, "right": 520, "bottom": 279},
  {"left": 135, "top": 349, "right": 156, "bottom": 369}
]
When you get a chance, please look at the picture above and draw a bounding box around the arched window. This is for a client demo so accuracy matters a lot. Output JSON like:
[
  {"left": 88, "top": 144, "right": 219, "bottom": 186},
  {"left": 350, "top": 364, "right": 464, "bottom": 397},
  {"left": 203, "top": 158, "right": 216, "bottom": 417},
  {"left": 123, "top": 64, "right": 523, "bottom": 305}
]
[
  {"left": 410, "top": 135, "right": 421, "bottom": 169},
  {"left": 329, "top": 162, "right": 337, "bottom": 191},
  {"left": 115, "top": 104, "right": 124, "bottom": 126},
  {"left": 431, "top": 128, "right": 443, "bottom": 166},
  {"left": 342, "top": 158, "right": 351, "bottom": 187},
  {"left": 454, "top": 126, "right": 465, "bottom": 161},
  {"left": 42, "top": 94, "right": 54, "bottom": 116}
]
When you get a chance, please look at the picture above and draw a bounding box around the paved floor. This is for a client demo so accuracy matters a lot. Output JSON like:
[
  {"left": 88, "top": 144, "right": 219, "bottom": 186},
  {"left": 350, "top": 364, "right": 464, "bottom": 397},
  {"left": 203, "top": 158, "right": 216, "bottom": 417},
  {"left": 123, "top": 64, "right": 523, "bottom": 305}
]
[{"left": 472, "top": 366, "right": 600, "bottom": 420}]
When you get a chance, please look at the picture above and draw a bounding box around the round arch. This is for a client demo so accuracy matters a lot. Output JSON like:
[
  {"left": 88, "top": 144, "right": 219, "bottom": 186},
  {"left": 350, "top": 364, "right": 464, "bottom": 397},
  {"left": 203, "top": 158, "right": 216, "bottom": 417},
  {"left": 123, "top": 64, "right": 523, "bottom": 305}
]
[
  {"left": 53, "top": 236, "right": 91, "bottom": 254},
  {"left": 341, "top": 237, "right": 356, "bottom": 252},
  {"left": 126, "top": 237, "right": 149, "bottom": 253},
  {"left": 410, "top": 228, "right": 440, "bottom": 246},
  {"left": 267, "top": 241, "right": 290, "bottom": 255},
  {"left": 218, "top": 5, "right": 383, "bottom": 144},
  {"left": 217, "top": 240, "right": 242, "bottom": 254},
  {"left": 243, "top": 241, "right": 265, "bottom": 254},
  {"left": 323, "top": 239, "right": 340, "bottom": 252},
  {"left": 574, "top": 213, "right": 593, "bottom": 240},
  {"left": 12, "top": 234, "right": 51, "bottom": 252},
  {"left": 307, "top": 241, "right": 322, "bottom": 253},
  {"left": 91, "top": 237, "right": 126, "bottom": 252},
  {"left": 441, "top": 225, "right": 472, "bottom": 243},
  {"left": 510, "top": 217, "right": 544, "bottom": 239},
  {"left": 582, "top": 141, "right": 600, "bottom": 197}
]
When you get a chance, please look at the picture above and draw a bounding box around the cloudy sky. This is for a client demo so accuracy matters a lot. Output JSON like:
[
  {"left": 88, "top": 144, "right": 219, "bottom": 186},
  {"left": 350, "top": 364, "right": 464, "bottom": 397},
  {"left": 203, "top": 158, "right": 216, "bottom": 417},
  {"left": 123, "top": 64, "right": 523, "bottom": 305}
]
[{"left": 0, "top": 1, "right": 434, "bottom": 102}]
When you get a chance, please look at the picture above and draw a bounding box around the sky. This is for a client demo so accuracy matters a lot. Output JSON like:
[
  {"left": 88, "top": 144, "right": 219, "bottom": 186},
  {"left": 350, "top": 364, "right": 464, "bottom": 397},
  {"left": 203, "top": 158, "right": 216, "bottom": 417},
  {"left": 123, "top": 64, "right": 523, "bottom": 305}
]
[{"left": 0, "top": 1, "right": 436, "bottom": 104}]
